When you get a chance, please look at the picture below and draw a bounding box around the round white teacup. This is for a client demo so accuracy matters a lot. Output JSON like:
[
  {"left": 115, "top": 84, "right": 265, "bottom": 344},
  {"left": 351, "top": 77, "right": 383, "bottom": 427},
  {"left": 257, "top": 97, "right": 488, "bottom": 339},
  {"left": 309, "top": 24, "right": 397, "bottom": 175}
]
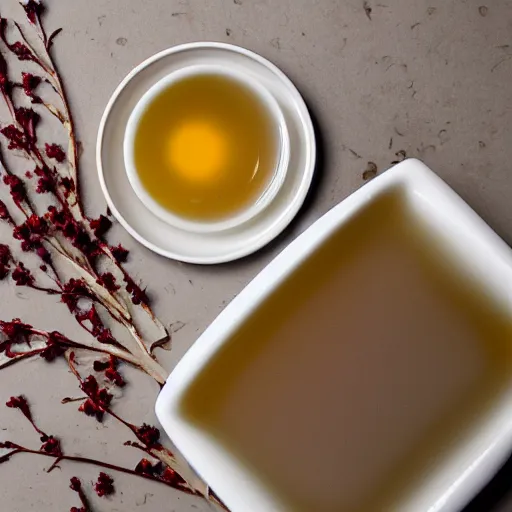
[{"left": 124, "top": 64, "right": 290, "bottom": 234}]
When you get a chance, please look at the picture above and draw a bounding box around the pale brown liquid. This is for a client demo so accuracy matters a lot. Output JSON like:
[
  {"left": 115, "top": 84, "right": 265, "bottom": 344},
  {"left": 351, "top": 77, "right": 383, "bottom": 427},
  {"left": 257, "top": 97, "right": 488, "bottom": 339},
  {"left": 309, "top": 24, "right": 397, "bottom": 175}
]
[
  {"left": 181, "top": 190, "right": 512, "bottom": 511},
  {"left": 134, "top": 74, "right": 277, "bottom": 221}
]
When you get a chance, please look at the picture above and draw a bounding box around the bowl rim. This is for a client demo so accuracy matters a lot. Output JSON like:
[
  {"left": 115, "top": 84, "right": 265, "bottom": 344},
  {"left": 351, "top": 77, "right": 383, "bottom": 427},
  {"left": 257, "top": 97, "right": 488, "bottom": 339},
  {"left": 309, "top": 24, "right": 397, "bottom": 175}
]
[{"left": 123, "top": 63, "right": 290, "bottom": 234}]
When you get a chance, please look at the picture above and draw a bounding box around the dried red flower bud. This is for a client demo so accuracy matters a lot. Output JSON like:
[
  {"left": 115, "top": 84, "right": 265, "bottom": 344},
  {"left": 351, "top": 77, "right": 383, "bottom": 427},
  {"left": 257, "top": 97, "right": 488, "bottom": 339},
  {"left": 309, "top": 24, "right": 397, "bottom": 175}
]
[
  {"left": 21, "top": 72, "right": 41, "bottom": 102},
  {"left": 21, "top": 0, "right": 44, "bottom": 24},
  {"left": 81, "top": 375, "right": 99, "bottom": 397},
  {"left": 0, "top": 200, "right": 11, "bottom": 221},
  {"left": 36, "top": 245, "right": 51, "bottom": 263},
  {"left": 78, "top": 375, "right": 113, "bottom": 421},
  {"left": 40, "top": 435, "right": 62, "bottom": 456},
  {"left": 89, "top": 215, "right": 112, "bottom": 237},
  {"left": 15, "top": 107, "right": 39, "bottom": 142},
  {"left": 0, "top": 125, "right": 28, "bottom": 152},
  {"left": 134, "top": 458, "right": 158, "bottom": 476},
  {"left": 94, "top": 472, "right": 114, "bottom": 497},
  {"left": 0, "top": 51, "right": 9, "bottom": 92},
  {"left": 104, "top": 367, "right": 125, "bottom": 387},
  {"left": 79, "top": 398, "right": 104, "bottom": 421},
  {"left": 6, "top": 395, "right": 31, "bottom": 418},
  {"left": 45, "top": 143, "right": 65, "bottom": 163},
  {"left": 0, "top": 244, "right": 11, "bottom": 265},
  {"left": 94, "top": 356, "right": 124, "bottom": 386},
  {"left": 26, "top": 214, "right": 48, "bottom": 235},
  {"left": 97, "top": 388, "right": 112, "bottom": 409},
  {"left": 97, "top": 272, "right": 119, "bottom": 292},
  {"left": 12, "top": 262, "right": 34, "bottom": 286},
  {"left": 69, "top": 477, "right": 82, "bottom": 492},
  {"left": 40, "top": 332, "right": 66, "bottom": 361},
  {"left": 10, "top": 41, "right": 37, "bottom": 63},
  {"left": 61, "top": 278, "right": 90, "bottom": 312},
  {"left": 60, "top": 177, "right": 75, "bottom": 198},
  {"left": 3, "top": 173, "right": 27, "bottom": 204},
  {"left": 162, "top": 467, "right": 186, "bottom": 486},
  {"left": 0, "top": 244, "right": 11, "bottom": 279},
  {"left": 111, "top": 244, "right": 129, "bottom": 263},
  {"left": 96, "top": 328, "right": 116, "bottom": 346},
  {"left": 136, "top": 424, "right": 160, "bottom": 447},
  {"left": 70, "top": 508, "right": 86, "bottom": 512},
  {"left": 124, "top": 276, "right": 149, "bottom": 306},
  {"left": 0, "top": 318, "right": 32, "bottom": 339},
  {"left": 34, "top": 165, "right": 55, "bottom": 193}
]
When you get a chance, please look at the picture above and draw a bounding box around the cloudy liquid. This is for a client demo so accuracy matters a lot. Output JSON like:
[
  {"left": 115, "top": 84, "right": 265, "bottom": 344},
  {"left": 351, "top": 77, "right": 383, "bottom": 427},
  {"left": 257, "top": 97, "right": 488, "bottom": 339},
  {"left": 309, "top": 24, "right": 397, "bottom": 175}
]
[
  {"left": 134, "top": 74, "right": 277, "bottom": 221},
  {"left": 181, "top": 191, "right": 512, "bottom": 511}
]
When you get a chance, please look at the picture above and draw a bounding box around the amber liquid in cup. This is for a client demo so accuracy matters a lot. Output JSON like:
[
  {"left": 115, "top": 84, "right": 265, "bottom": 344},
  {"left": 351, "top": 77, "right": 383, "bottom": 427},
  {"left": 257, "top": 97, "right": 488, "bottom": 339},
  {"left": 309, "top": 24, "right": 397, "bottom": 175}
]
[{"left": 133, "top": 73, "right": 278, "bottom": 222}]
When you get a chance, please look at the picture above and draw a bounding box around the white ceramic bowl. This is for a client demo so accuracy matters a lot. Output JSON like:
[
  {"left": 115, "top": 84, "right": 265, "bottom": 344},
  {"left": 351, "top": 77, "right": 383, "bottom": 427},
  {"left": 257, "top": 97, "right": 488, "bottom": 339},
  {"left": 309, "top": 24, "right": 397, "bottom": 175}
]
[
  {"left": 156, "top": 159, "right": 512, "bottom": 512},
  {"left": 123, "top": 63, "right": 290, "bottom": 234}
]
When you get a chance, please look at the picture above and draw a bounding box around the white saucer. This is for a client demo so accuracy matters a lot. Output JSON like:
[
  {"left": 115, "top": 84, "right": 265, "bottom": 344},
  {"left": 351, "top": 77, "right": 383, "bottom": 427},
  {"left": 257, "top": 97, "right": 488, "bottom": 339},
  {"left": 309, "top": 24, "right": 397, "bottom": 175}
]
[{"left": 97, "top": 42, "right": 316, "bottom": 264}]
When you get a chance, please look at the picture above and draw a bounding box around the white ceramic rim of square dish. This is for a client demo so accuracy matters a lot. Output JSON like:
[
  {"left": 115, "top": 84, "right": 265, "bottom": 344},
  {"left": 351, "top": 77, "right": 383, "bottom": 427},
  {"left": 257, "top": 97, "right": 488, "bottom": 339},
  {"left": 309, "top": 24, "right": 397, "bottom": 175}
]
[{"left": 156, "top": 158, "right": 512, "bottom": 512}]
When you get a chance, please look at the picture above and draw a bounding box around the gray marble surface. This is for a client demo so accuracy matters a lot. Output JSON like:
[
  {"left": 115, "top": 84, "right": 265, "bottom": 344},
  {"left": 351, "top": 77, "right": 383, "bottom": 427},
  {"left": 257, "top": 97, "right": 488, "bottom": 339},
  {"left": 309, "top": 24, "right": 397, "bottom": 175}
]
[{"left": 0, "top": 0, "right": 511, "bottom": 510}]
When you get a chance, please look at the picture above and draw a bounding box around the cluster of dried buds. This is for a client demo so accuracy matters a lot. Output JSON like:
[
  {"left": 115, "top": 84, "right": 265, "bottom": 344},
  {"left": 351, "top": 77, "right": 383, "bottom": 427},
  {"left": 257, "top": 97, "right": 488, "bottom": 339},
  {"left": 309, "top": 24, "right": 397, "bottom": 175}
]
[{"left": 0, "top": 1, "right": 223, "bottom": 510}]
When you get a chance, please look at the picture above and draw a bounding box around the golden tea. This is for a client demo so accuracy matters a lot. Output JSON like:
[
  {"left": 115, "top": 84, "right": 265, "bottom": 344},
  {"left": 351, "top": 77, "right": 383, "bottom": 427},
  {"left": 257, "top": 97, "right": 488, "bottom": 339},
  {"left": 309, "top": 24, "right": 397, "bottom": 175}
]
[
  {"left": 181, "top": 191, "right": 512, "bottom": 511},
  {"left": 133, "top": 73, "right": 278, "bottom": 222}
]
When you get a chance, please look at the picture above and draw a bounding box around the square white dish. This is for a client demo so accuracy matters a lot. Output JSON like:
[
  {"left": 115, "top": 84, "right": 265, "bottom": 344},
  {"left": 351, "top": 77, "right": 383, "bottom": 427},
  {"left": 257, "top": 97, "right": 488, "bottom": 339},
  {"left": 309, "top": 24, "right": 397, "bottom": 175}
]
[{"left": 156, "top": 158, "right": 512, "bottom": 512}]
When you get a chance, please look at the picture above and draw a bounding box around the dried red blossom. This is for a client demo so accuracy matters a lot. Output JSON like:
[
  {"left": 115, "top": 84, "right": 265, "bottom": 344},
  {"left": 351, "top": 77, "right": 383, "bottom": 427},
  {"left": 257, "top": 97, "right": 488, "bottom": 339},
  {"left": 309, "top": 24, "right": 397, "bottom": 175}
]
[
  {"left": 0, "top": 199, "right": 12, "bottom": 221},
  {"left": 69, "top": 476, "right": 89, "bottom": 512},
  {"left": 40, "top": 332, "right": 66, "bottom": 361},
  {"left": 70, "top": 477, "right": 82, "bottom": 492},
  {"left": 0, "top": 52, "right": 9, "bottom": 92},
  {"left": 3, "top": 173, "right": 27, "bottom": 205},
  {"left": 78, "top": 375, "right": 113, "bottom": 422},
  {"left": 61, "top": 278, "right": 90, "bottom": 312},
  {"left": 135, "top": 458, "right": 161, "bottom": 476},
  {"left": 12, "top": 262, "right": 34, "bottom": 286},
  {"left": 21, "top": 1, "right": 44, "bottom": 25},
  {"left": 136, "top": 424, "right": 160, "bottom": 447},
  {"left": 97, "top": 272, "right": 119, "bottom": 292},
  {"left": 94, "top": 356, "right": 125, "bottom": 387},
  {"left": 96, "top": 328, "right": 116, "bottom": 345},
  {"left": 45, "top": 143, "right": 65, "bottom": 162},
  {"left": 15, "top": 107, "right": 39, "bottom": 142},
  {"left": 89, "top": 214, "right": 111, "bottom": 237},
  {"left": 60, "top": 177, "right": 75, "bottom": 198},
  {"left": 21, "top": 72, "right": 41, "bottom": 102},
  {"left": 0, "top": 318, "right": 32, "bottom": 339},
  {"left": 34, "top": 165, "right": 55, "bottom": 193},
  {"left": 0, "top": 243, "right": 11, "bottom": 279},
  {"left": 94, "top": 472, "right": 115, "bottom": 497},
  {"left": 13, "top": 214, "right": 47, "bottom": 252},
  {"left": 40, "top": 435, "right": 62, "bottom": 456},
  {"left": 161, "top": 466, "right": 186, "bottom": 487},
  {"left": 111, "top": 244, "right": 129, "bottom": 263},
  {"left": 133, "top": 458, "right": 186, "bottom": 487},
  {"left": 26, "top": 213, "right": 48, "bottom": 235},
  {"left": 124, "top": 276, "right": 149, "bottom": 306},
  {"left": 47, "top": 206, "right": 97, "bottom": 256},
  {"left": 36, "top": 244, "right": 51, "bottom": 263},
  {"left": 10, "top": 41, "right": 37, "bottom": 63},
  {"left": 1, "top": 125, "right": 27, "bottom": 152},
  {"left": 6, "top": 395, "right": 31, "bottom": 419},
  {"left": 79, "top": 398, "right": 103, "bottom": 421}
]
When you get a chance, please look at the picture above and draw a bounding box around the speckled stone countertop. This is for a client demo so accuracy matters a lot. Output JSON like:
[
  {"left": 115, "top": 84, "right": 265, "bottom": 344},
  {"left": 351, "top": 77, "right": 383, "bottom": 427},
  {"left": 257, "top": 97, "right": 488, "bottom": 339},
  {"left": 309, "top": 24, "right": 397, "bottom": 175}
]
[{"left": 1, "top": 1, "right": 511, "bottom": 511}]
